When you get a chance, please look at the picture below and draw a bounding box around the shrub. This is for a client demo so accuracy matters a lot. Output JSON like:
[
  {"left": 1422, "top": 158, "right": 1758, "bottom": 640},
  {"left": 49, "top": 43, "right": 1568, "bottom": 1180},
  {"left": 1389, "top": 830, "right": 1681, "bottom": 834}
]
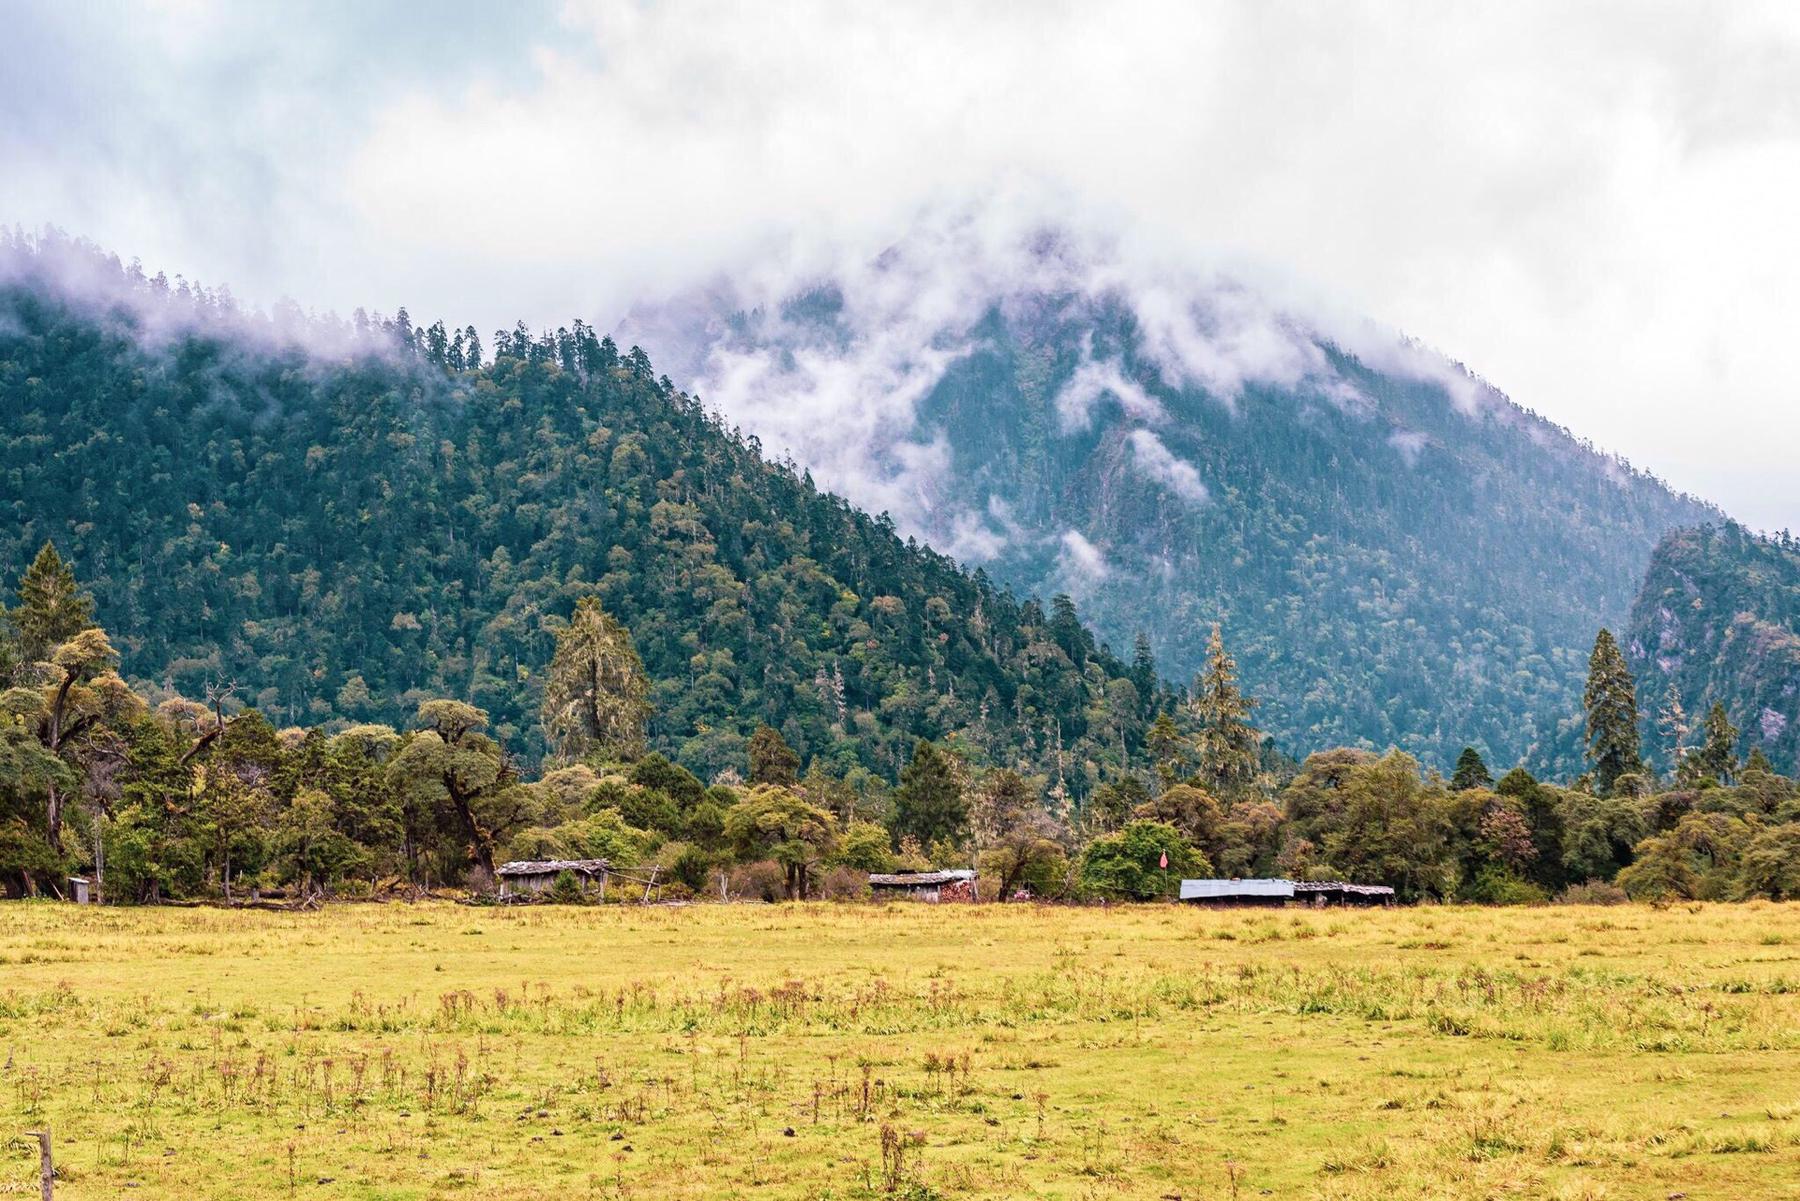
[
  {"left": 1557, "top": 879, "right": 1629, "bottom": 905},
  {"left": 547, "top": 869, "right": 586, "bottom": 905},
  {"left": 818, "top": 866, "right": 871, "bottom": 902},
  {"left": 1463, "top": 865, "right": 1547, "bottom": 905},
  {"left": 727, "top": 859, "right": 787, "bottom": 903},
  {"left": 658, "top": 841, "right": 715, "bottom": 892}
]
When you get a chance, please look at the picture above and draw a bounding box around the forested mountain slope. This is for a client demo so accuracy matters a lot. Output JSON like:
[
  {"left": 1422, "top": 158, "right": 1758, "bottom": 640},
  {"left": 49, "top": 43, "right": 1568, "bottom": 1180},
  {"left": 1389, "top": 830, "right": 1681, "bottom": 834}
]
[
  {"left": 0, "top": 232, "right": 1155, "bottom": 791},
  {"left": 1628, "top": 523, "right": 1800, "bottom": 774},
  {"left": 623, "top": 223, "right": 1719, "bottom": 773}
]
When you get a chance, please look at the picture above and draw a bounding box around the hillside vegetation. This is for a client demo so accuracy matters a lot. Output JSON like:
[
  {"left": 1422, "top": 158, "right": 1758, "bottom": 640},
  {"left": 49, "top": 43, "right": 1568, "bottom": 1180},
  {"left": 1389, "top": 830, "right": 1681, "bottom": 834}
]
[
  {"left": 0, "top": 232, "right": 1149, "bottom": 788},
  {"left": 1629, "top": 522, "right": 1800, "bottom": 774},
  {"left": 631, "top": 233, "right": 1719, "bottom": 774}
]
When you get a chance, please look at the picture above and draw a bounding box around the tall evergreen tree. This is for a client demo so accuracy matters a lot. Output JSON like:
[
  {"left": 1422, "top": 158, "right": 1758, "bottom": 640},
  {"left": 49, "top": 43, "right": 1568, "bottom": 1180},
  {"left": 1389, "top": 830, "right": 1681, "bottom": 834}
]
[
  {"left": 891, "top": 740, "right": 968, "bottom": 850},
  {"left": 540, "top": 597, "right": 651, "bottom": 764},
  {"left": 748, "top": 724, "right": 800, "bottom": 787},
  {"left": 1696, "top": 701, "right": 1739, "bottom": 786},
  {"left": 1191, "top": 624, "right": 1260, "bottom": 797},
  {"left": 14, "top": 541, "right": 94, "bottom": 664},
  {"left": 1450, "top": 746, "right": 1493, "bottom": 791},
  {"left": 1129, "top": 631, "right": 1157, "bottom": 708},
  {"left": 1583, "top": 628, "right": 1642, "bottom": 796}
]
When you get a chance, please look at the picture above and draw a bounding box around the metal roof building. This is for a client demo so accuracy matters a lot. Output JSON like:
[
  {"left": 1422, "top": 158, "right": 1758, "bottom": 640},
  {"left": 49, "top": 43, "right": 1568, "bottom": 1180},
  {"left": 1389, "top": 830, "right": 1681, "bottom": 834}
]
[
  {"left": 1179, "top": 878, "right": 1295, "bottom": 903},
  {"left": 1178, "top": 878, "right": 1397, "bottom": 906},
  {"left": 868, "top": 869, "right": 977, "bottom": 902}
]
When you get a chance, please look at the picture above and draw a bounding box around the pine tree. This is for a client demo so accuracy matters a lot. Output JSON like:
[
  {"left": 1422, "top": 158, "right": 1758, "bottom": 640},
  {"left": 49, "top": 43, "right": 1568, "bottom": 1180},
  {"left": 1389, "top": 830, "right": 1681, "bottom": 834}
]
[
  {"left": 891, "top": 740, "right": 968, "bottom": 850},
  {"left": 1130, "top": 631, "right": 1157, "bottom": 712},
  {"left": 1583, "top": 628, "right": 1642, "bottom": 796},
  {"left": 540, "top": 596, "right": 651, "bottom": 763},
  {"left": 1696, "top": 701, "right": 1739, "bottom": 785},
  {"left": 1191, "top": 624, "right": 1260, "bottom": 797},
  {"left": 1145, "top": 713, "right": 1188, "bottom": 787},
  {"left": 748, "top": 724, "right": 800, "bottom": 786},
  {"left": 1450, "top": 746, "right": 1493, "bottom": 791},
  {"left": 1744, "top": 746, "right": 1776, "bottom": 778},
  {"left": 14, "top": 541, "right": 94, "bottom": 664}
]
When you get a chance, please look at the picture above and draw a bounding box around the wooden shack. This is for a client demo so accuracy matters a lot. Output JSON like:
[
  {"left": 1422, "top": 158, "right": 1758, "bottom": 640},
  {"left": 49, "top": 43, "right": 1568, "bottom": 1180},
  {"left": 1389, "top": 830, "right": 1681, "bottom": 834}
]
[
  {"left": 1293, "top": 880, "right": 1395, "bottom": 906},
  {"left": 867, "top": 869, "right": 977, "bottom": 902},
  {"left": 496, "top": 858, "right": 610, "bottom": 899}
]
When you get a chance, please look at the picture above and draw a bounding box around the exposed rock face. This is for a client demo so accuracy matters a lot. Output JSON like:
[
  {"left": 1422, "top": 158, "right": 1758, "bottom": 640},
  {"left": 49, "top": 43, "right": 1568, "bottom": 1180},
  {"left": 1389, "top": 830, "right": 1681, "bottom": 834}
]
[{"left": 1628, "top": 524, "right": 1800, "bottom": 773}]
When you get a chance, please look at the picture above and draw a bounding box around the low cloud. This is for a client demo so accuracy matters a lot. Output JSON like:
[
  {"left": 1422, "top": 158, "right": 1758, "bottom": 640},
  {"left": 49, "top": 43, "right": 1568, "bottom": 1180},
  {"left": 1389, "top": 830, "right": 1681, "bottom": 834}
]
[
  {"left": 7, "top": 1, "right": 1800, "bottom": 527},
  {"left": 1055, "top": 350, "right": 1168, "bottom": 433},
  {"left": 1127, "top": 430, "right": 1210, "bottom": 503},
  {"left": 1057, "top": 530, "right": 1110, "bottom": 582}
]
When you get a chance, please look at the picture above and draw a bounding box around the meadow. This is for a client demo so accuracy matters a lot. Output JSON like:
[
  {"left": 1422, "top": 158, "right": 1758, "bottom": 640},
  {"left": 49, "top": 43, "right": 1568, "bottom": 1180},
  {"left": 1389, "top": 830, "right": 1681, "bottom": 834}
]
[{"left": 2, "top": 900, "right": 1798, "bottom": 1200}]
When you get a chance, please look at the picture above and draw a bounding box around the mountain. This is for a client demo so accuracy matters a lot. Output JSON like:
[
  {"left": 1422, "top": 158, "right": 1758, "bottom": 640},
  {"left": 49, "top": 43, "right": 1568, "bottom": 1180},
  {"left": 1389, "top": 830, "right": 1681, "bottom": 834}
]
[
  {"left": 620, "top": 219, "right": 1719, "bottom": 774},
  {"left": 0, "top": 230, "right": 1156, "bottom": 792},
  {"left": 1628, "top": 522, "right": 1800, "bottom": 774}
]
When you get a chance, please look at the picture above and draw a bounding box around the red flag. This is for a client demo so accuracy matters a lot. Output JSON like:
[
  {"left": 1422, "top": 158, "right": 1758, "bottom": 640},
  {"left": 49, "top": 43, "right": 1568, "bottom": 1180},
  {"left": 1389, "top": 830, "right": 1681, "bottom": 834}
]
[{"left": 1159, "top": 851, "right": 1169, "bottom": 869}]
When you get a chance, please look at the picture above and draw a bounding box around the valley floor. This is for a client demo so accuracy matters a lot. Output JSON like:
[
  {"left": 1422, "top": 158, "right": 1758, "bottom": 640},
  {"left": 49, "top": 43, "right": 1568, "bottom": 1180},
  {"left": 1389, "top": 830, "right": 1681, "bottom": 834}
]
[{"left": 2, "top": 901, "right": 1798, "bottom": 1199}]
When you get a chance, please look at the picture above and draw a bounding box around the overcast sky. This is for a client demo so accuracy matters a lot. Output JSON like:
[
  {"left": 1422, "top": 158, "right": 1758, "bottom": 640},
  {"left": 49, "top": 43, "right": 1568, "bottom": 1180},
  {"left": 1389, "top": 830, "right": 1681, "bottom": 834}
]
[{"left": 5, "top": 1, "right": 1798, "bottom": 529}]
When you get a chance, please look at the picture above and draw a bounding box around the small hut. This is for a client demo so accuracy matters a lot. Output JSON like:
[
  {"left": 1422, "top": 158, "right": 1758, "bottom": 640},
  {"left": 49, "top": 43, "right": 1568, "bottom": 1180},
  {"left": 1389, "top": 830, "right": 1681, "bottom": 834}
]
[
  {"left": 867, "top": 869, "right": 977, "bottom": 902},
  {"left": 67, "top": 876, "right": 91, "bottom": 904},
  {"left": 1293, "top": 880, "right": 1395, "bottom": 907},
  {"left": 496, "top": 858, "right": 610, "bottom": 899},
  {"left": 1178, "top": 878, "right": 1295, "bottom": 906}
]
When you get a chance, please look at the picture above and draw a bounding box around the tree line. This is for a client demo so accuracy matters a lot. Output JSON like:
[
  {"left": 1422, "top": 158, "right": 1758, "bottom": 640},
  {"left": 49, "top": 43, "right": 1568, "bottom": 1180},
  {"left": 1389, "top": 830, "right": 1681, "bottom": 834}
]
[{"left": 3, "top": 542, "right": 1795, "bottom": 904}]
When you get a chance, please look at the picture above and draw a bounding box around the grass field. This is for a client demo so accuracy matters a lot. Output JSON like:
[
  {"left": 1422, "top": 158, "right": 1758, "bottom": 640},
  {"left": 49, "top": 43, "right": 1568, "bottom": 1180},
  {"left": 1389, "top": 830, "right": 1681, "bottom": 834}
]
[{"left": 2, "top": 901, "right": 1799, "bottom": 1200}]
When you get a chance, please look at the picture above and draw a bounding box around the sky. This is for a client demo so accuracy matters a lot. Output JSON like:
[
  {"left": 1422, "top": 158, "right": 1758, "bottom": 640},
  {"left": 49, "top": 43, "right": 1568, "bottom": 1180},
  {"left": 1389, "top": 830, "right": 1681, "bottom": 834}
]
[{"left": 4, "top": 0, "right": 1799, "bottom": 530}]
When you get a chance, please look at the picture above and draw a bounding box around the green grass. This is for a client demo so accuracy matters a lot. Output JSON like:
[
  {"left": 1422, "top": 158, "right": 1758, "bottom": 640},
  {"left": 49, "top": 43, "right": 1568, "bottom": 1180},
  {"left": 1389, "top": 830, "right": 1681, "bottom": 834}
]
[{"left": 2, "top": 900, "right": 1799, "bottom": 1198}]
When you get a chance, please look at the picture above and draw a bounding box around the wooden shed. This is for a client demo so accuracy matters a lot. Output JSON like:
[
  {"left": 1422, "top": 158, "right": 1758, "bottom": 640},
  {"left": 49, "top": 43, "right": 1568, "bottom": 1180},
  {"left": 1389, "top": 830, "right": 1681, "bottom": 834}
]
[
  {"left": 1293, "top": 880, "right": 1395, "bottom": 906},
  {"left": 868, "top": 869, "right": 977, "bottom": 902},
  {"left": 496, "top": 858, "right": 610, "bottom": 899}
]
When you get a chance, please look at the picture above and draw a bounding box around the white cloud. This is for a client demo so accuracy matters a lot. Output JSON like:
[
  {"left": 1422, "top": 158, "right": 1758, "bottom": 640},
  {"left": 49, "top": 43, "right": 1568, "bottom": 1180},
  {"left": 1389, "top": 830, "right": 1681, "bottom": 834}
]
[
  {"left": 1058, "top": 530, "right": 1110, "bottom": 582},
  {"left": 1055, "top": 351, "right": 1168, "bottom": 432},
  {"left": 6, "top": 1, "right": 1800, "bottom": 527},
  {"left": 1127, "top": 430, "right": 1210, "bottom": 503}
]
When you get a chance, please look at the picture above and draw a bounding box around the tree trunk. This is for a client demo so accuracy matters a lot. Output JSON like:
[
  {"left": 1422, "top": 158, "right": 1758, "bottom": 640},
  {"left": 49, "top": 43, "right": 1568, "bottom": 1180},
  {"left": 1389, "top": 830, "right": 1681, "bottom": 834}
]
[
  {"left": 447, "top": 782, "right": 496, "bottom": 877},
  {"left": 44, "top": 783, "right": 64, "bottom": 856}
]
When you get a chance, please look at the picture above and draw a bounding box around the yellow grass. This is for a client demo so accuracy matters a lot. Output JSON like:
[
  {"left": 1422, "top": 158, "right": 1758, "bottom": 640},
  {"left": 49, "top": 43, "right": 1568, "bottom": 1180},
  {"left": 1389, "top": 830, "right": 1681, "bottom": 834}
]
[{"left": 3, "top": 899, "right": 1799, "bottom": 1199}]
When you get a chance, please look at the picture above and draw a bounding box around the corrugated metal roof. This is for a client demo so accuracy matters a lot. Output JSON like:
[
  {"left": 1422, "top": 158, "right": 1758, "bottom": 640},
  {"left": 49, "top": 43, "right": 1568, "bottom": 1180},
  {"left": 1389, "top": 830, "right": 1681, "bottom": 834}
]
[
  {"left": 496, "top": 859, "right": 610, "bottom": 876},
  {"left": 868, "top": 870, "right": 977, "bottom": 886},
  {"left": 1294, "top": 880, "right": 1395, "bottom": 896},
  {"left": 1179, "top": 878, "right": 1295, "bottom": 900}
]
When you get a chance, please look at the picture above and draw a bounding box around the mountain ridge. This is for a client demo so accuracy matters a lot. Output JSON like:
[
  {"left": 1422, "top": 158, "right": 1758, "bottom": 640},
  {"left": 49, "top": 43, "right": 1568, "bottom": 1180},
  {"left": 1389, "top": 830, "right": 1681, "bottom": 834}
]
[{"left": 617, "top": 220, "right": 1721, "bottom": 773}]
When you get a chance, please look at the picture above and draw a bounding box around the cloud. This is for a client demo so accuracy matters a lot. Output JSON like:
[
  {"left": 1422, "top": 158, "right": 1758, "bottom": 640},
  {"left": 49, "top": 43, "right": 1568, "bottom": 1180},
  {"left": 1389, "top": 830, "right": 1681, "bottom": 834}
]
[
  {"left": 1127, "top": 430, "right": 1210, "bottom": 503},
  {"left": 1055, "top": 350, "right": 1168, "bottom": 432},
  {"left": 6, "top": 1, "right": 1800, "bottom": 527},
  {"left": 1057, "top": 530, "right": 1110, "bottom": 582},
  {"left": 1386, "top": 429, "right": 1430, "bottom": 468}
]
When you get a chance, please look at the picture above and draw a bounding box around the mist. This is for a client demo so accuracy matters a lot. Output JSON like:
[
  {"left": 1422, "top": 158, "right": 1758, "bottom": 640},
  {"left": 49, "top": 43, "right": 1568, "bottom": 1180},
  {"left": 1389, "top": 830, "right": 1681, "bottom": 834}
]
[{"left": 5, "top": 1, "right": 1799, "bottom": 527}]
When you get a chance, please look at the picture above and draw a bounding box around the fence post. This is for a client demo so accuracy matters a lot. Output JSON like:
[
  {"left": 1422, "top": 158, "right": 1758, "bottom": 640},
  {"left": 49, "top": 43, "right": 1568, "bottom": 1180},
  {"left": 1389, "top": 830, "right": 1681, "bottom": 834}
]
[{"left": 25, "top": 1129, "right": 51, "bottom": 1201}]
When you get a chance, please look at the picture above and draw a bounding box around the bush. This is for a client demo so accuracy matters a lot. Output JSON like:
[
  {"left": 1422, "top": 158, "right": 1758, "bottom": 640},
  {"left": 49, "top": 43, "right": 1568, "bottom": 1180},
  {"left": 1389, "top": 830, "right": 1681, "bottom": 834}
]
[
  {"left": 727, "top": 859, "right": 787, "bottom": 903},
  {"left": 819, "top": 866, "right": 871, "bottom": 902},
  {"left": 658, "top": 841, "right": 715, "bottom": 892},
  {"left": 547, "top": 869, "right": 586, "bottom": 905},
  {"left": 1557, "top": 879, "right": 1629, "bottom": 905},
  {"left": 1463, "top": 865, "right": 1547, "bottom": 905}
]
